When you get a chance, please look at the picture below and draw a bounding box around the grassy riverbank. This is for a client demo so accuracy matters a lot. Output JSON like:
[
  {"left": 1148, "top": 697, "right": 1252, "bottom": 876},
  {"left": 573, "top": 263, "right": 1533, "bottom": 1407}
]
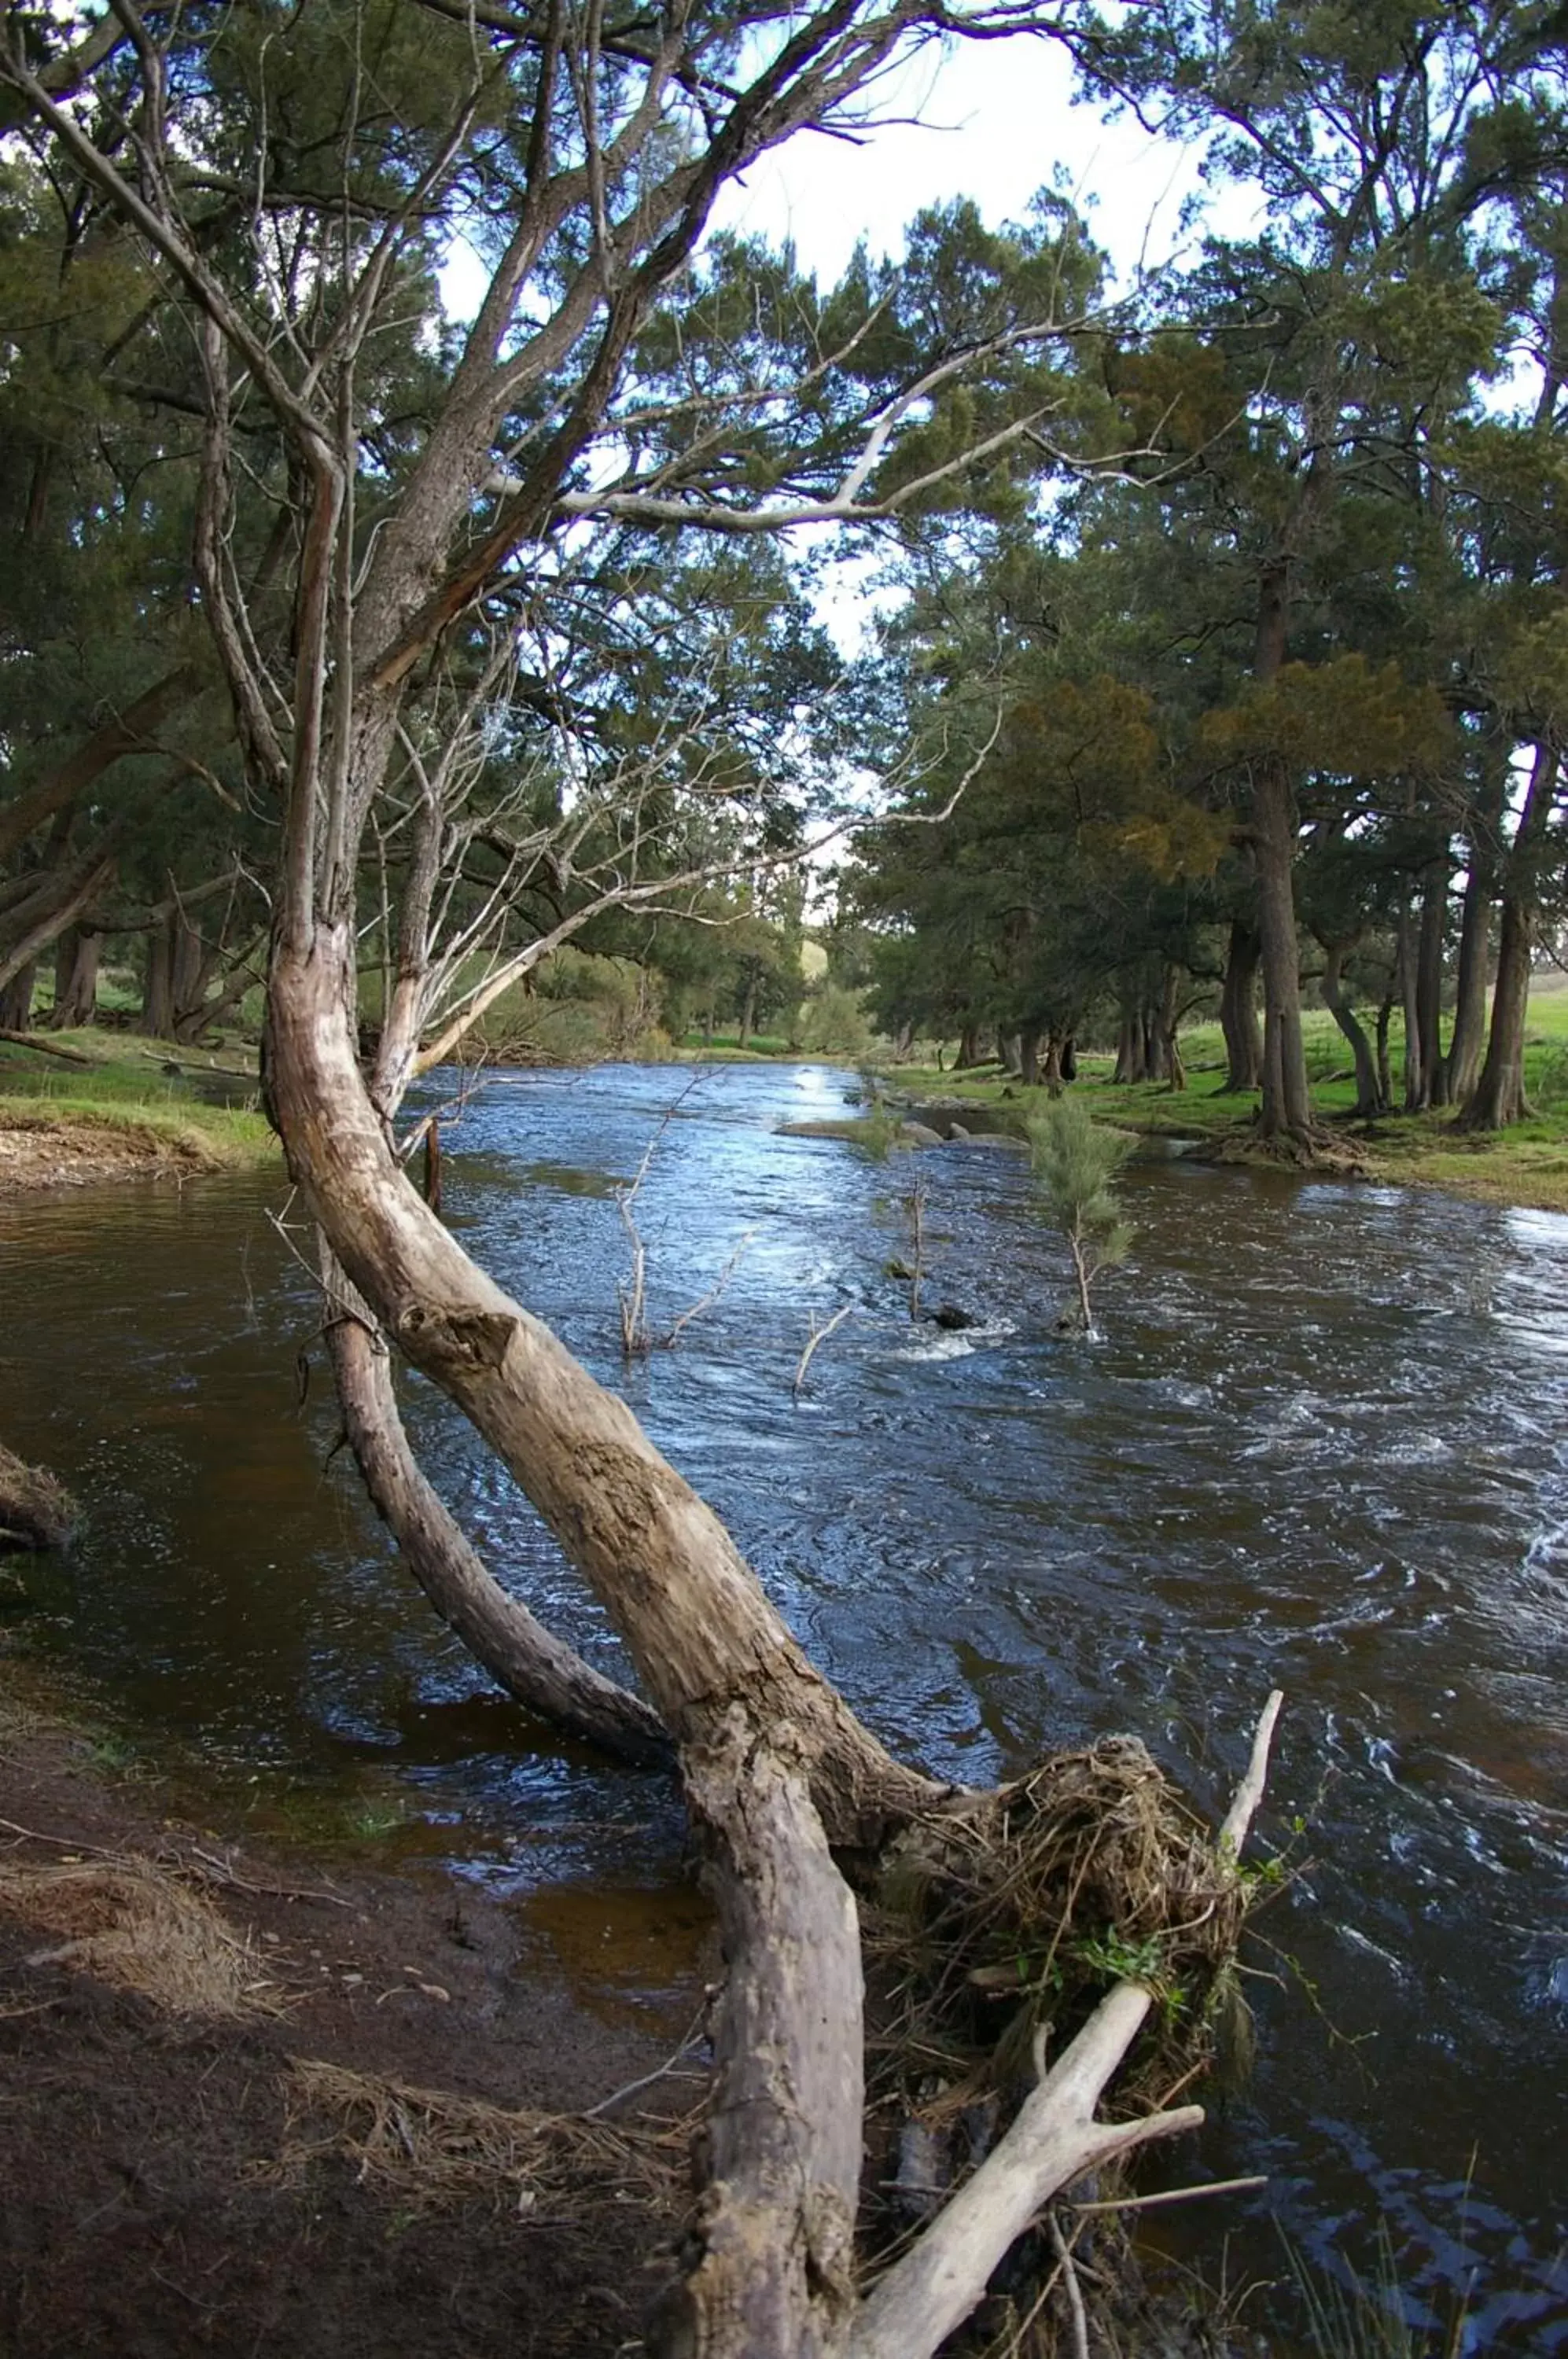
[
  {"left": 878, "top": 989, "right": 1568, "bottom": 1216},
  {"left": 0, "top": 1028, "right": 274, "bottom": 1187}
]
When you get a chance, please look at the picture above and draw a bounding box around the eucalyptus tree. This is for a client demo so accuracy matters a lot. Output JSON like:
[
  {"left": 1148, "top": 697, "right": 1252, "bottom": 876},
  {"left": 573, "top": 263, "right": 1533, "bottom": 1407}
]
[{"left": 0, "top": 3, "right": 1257, "bottom": 2350}]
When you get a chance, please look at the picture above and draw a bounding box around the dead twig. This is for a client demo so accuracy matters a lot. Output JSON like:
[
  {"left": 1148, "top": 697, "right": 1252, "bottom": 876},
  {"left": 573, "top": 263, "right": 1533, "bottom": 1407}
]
[{"left": 793, "top": 1303, "right": 856, "bottom": 1397}]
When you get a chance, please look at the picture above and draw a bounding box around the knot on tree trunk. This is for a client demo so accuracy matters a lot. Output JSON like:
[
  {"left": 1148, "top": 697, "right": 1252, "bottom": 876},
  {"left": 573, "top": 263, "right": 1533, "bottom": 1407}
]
[{"left": 395, "top": 1302, "right": 517, "bottom": 1371}]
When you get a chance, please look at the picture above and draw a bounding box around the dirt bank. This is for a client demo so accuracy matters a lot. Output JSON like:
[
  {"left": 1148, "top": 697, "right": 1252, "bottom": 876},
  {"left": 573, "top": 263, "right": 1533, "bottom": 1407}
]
[
  {"left": 0, "top": 1110, "right": 256, "bottom": 1191},
  {"left": 0, "top": 1700, "right": 700, "bottom": 2358}
]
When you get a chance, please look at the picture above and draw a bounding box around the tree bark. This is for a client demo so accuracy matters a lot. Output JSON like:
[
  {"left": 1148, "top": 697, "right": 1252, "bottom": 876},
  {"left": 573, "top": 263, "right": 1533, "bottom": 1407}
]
[
  {"left": 1018, "top": 1025, "right": 1041, "bottom": 1087},
  {"left": 1251, "top": 569, "right": 1316, "bottom": 1143},
  {"left": 1459, "top": 745, "right": 1559, "bottom": 1132},
  {"left": 48, "top": 926, "right": 100, "bottom": 1028},
  {"left": 1220, "top": 919, "right": 1263, "bottom": 1092},
  {"left": 323, "top": 1283, "right": 672, "bottom": 1769},
  {"left": 1415, "top": 856, "right": 1449, "bottom": 1108},
  {"left": 1320, "top": 940, "right": 1386, "bottom": 1117},
  {"left": 650, "top": 1716, "right": 862, "bottom": 2359},
  {"left": 0, "top": 962, "right": 36, "bottom": 1031},
  {"left": 1445, "top": 804, "right": 1499, "bottom": 1106},
  {"left": 142, "top": 914, "right": 176, "bottom": 1037}
]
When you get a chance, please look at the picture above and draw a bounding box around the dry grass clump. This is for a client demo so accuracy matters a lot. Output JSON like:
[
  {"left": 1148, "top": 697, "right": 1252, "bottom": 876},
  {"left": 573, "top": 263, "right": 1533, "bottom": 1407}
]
[
  {"left": 0, "top": 1857, "right": 281, "bottom": 2017},
  {"left": 869, "top": 1736, "right": 1262, "bottom": 2129},
  {"left": 271, "top": 2058, "right": 679, "bottom": 2218},
  {"left": 0, "top": 1444, "right": 77, "bottom": 1551}
]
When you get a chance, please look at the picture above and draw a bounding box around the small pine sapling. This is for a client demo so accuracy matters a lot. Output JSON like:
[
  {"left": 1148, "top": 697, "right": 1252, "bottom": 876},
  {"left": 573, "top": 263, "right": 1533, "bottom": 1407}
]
[{"left": 1025, "top": 1099, "right": 1136, "bottom": 1333}]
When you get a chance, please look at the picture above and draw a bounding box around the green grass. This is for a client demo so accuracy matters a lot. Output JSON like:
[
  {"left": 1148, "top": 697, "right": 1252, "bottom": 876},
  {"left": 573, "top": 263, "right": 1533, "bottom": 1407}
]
[
  {"left": 0, "top": 1029, "right": 274, "bottom": 1172},
  {"left": 882, "top": 981, "right": 1568, "bottom": 1214}
]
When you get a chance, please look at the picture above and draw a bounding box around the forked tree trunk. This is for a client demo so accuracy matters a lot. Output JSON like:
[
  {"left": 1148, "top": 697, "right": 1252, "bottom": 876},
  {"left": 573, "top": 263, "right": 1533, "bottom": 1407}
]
[
  {"left": 266, "top": 924, "right": 940, "bottom": 1849},
  {"left": 323, "top": 1271, "right": 672, "bottom": 1769}
]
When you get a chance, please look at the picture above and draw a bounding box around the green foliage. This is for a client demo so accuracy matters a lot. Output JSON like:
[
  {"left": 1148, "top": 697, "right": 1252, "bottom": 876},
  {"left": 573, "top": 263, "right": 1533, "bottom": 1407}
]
[
  {"left": 1027, "top": 1099, "right": 1136, "bottom": 1328},
  {"left": 795, "top": 981, "right": 874, "bottom": 1056}
]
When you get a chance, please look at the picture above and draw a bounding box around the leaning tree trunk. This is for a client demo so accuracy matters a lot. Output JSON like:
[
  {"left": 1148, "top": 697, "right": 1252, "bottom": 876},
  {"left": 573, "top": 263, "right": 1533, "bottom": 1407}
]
[
  {"left": 266, "top": 922, "right": 940, "bottom": 1849},
  {"left": 322, "top": 1263, "right": 672, "bottom": 1770},
  {"left": 1320, "top": 940, "right": 1386, "bottom": 1117}
]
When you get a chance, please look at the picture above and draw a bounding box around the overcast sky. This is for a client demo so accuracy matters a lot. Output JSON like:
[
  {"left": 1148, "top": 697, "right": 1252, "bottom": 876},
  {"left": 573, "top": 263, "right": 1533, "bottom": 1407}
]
[{"left": 709, "top": 34, "right": 1221, "bottom": 291}]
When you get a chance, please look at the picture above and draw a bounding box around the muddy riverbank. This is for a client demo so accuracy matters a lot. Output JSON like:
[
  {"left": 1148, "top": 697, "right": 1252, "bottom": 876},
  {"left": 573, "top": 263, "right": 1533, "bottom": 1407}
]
[
  {"left": 0, "top": 1665, "right": 699, "bottom": 2359},
  {"left": 3, "top": 1061, "right": 1566, "bottom": 2348}
]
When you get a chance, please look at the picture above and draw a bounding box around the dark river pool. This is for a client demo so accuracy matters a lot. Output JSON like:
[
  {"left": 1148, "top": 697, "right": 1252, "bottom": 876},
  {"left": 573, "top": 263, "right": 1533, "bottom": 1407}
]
[{"left": 2, "top": 1061, "right": 1566, "bottom": 2346}]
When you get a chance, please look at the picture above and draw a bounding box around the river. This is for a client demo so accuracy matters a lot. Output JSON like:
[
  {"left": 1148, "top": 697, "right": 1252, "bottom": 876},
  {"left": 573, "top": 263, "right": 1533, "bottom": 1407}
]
[{"left": 2, "top": 1060, "right": 1566, "bottom": 2348}]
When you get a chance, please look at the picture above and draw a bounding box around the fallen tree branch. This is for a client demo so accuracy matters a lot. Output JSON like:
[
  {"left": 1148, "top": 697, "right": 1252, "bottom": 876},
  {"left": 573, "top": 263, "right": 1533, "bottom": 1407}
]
[{"left": 0, "top": 1029, "right": 94, "bottom": 1064}]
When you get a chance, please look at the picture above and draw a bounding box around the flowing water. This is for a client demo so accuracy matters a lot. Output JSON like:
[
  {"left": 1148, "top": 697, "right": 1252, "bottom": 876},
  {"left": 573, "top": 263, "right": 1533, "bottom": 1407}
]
[{"left": 2, "top": 1061, "right": 1566, "bottom": 2344}]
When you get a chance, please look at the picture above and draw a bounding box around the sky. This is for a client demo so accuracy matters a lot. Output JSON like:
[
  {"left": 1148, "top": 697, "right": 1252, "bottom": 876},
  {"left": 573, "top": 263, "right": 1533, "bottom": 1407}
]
[{"left": 707, "top": 32, "right": 1220, "bottom": 293}]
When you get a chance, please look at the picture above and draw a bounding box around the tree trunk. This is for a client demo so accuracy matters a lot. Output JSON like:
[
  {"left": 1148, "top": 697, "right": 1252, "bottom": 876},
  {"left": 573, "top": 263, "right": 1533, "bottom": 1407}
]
[
  {"left": 142, "top": 915, "right": 176, "bottom": 1038},
  {"left": 1375, "top": 987, "right": 1394, "bottom": 1111},
  {"left": 0, "top": 962, "right": 36, "bottom": 1031},
  {"left": 955, "top": 1025, "right": 980, "bottom": 1070},
  {"left": 1396, "top": 902, "right": 1423, "bottom": 1110},
  {"left": 738, "top": 972, "right": 756, "bottom": 1050},
  {"left": 1415, "top": 857, "right": 1449, "bottom": 1108},
  {"left": 0, "top": 665, "right": 197, "bottom": 866},
  {"left": 323, "top": 1283, "right": 672, "bottom": 1769},
  {"left": 265, "top": 923, "right": 941, "bottom": 1848},
  {"left": 1018, "top": 1025, "right": 1041, "bottom": 1087},
  {"left": 49, "top": 926, "right": 100, "bottom": 1028},
  {"left": 1320, "top": 940, "right": 1386, "bottom": 1117},
  {"left": 1112, "top": 1014, "right": 1145, "bottom": 1086},
  {"left": 1459, "top": 746, "right": 1559, "bottom": 1132},
  {"left": 1219, "top": 919, "right": 1263, "bottom": 1093},
  {"left": 1445, "top": 820, "right": 1497, "bottom": 1107},
  {"left": 1251, "top": 570, "right": 1316, "bottom": 1144}
]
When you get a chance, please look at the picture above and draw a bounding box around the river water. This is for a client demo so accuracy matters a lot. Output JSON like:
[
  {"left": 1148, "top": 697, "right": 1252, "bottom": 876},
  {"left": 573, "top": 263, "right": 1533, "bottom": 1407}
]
[{"left": 2, "top": 1061, "right": 1566, "bottom": 2346}]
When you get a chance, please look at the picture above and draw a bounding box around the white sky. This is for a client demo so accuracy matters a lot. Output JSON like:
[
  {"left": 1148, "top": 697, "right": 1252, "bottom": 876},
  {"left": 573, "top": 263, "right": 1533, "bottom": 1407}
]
[{"left": 709, "top": 34, "right": 1217, "bottom": 290}]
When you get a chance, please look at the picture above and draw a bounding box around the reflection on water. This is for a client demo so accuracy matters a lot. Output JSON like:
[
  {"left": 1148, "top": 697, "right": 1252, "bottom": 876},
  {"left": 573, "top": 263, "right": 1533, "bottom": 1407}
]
[{"left": 2, "top": 1061, "right": 1566, "bottom": 2345}]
